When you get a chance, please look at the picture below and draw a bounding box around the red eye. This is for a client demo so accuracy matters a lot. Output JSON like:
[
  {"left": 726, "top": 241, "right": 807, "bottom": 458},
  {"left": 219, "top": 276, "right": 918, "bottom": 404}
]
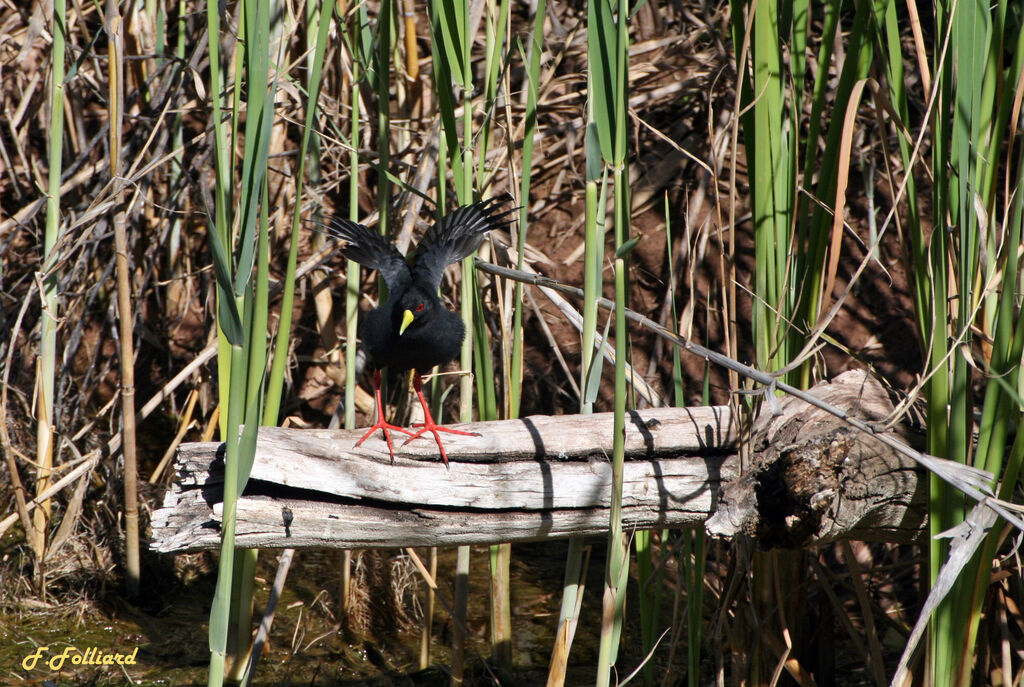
[{"left": 416, "top": 303, "right": 424, "bottom": 312}]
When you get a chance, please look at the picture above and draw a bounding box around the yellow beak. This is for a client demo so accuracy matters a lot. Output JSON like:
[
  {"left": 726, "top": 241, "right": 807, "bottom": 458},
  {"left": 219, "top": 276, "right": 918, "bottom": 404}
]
[{"left": 399, "top": 309, "right": 415, "bottom": 335}]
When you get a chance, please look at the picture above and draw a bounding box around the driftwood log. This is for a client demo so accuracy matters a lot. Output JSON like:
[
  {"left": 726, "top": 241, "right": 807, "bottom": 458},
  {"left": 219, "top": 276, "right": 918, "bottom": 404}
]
[{"left": 151, "top": 371, "right": 926, "bottom": 553}]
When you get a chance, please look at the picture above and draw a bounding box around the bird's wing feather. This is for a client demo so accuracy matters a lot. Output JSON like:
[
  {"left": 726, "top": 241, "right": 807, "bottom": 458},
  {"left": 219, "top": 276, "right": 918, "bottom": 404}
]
[
  {"left": 412, "top": 195, "right": 515, "bottom": 289},
  {"left": 323, "top": 217, "right": 411, "bottom": 294}
]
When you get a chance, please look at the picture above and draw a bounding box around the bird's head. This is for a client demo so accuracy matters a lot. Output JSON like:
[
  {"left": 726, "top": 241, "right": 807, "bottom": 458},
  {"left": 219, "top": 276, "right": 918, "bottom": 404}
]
[{"left": 397, "top": 286, "right": 436, "bottom": 335}]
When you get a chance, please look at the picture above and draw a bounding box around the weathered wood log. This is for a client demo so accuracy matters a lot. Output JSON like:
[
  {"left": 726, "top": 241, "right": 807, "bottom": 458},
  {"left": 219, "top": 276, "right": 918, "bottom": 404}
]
[
  {"left": 150, "top": 371, "right": 926, "bottom": 553},
  {"left": 705, "top": 370, "right": 927, "bottom": 546}
]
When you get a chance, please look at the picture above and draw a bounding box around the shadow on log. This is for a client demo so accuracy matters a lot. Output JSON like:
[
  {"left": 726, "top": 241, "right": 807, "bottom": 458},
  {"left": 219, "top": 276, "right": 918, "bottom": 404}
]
[{"left": 151, "top": 371, "right": 926, "bottom": 553}]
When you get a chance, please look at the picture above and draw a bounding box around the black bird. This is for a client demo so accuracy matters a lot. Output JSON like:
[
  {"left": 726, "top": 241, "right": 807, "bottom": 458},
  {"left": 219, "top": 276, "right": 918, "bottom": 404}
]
[{"left": 326, "top": 196, "right": 514, "bottom": 465}]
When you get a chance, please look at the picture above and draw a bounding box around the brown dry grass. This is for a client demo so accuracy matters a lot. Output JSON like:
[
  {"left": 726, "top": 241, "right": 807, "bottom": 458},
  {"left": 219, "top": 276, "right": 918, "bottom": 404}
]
[{"left": 3, "top": 0, "right": 1015, "bottom": 685}]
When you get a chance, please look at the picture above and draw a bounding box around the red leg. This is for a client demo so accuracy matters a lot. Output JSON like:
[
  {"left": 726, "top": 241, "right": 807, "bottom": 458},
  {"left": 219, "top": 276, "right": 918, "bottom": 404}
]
[
  {"left": 355, "top": 369, "right": 415, "bottom": 462},
  {"left": 401, "top": 374, "right": 479, "bottom": 466}
]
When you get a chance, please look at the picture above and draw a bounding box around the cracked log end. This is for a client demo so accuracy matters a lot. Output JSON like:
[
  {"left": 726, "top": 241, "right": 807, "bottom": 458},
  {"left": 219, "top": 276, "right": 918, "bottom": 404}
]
[{"left": 706, "top": 370, "right": 926, "bottom": 547}]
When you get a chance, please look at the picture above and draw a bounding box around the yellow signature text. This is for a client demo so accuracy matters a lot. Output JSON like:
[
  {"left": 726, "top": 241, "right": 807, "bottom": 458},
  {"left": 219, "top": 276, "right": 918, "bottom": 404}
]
[{"left": 22, "top": 646, "right": 139, "bottom": 671}]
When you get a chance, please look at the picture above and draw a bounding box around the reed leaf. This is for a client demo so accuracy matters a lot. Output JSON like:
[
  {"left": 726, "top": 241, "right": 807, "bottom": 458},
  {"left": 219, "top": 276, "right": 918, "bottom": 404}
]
[
  {"left": 205, "top": 0, "right": 279, "bottom": 680},
  {"left": 264, "top": 0, "right": 336, "bottom": 425}
]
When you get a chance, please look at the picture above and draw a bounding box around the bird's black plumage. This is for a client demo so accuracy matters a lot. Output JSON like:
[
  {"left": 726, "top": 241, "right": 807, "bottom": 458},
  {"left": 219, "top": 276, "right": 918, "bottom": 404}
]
[
  {"left": 360, "top": 282, "right": 464, "bottom": 372},
  {"left": 324, "top": 195, "right": 514, "bottom": 463},
  {"left": 326, "top": 195, "right": 513, "bottom": 372}
]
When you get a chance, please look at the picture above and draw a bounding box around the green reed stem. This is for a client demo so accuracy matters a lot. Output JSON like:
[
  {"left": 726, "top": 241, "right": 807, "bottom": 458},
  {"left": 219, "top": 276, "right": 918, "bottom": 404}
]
[
  {"left": 593, "top": 0, "right": 630, "bottom": 682},
  {"left": 36, "top": 0, "right": 67, "bottom": 572},
  {"left": 264, "top": 0, "right": 334, "bottom": 425},
  {"left": 375, "top": 0, "right": 392, "bottom": 238},
  {"left": 547, "top": 21, "right": 603, "bottom": 687},
  {"left": 205, "top": 0, "right": 277, "bottom": 680},
  {"left": 345, "top": 5, "right": 362, "bottom": 431},
  {"left": 509, "top": 0, "right": 545, "bottom": 419}
]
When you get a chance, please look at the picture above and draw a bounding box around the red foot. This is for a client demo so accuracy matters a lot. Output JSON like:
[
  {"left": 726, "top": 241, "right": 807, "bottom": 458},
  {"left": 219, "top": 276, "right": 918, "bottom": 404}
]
[
  {"left": 356, "top": 370, "right": 415, "bottom": 462},
  {"left": 401, "top": 376, "right": 479, "bottom": 467}
]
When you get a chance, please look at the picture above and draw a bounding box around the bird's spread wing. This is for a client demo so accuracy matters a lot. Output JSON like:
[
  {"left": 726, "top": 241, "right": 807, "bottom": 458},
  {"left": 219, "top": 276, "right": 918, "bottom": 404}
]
[
  {"left": 412, "top": 195, "right": 515, "bottom": 290},
  {"left": 323, "top": 217, "right": 411, "bottom": 294}
]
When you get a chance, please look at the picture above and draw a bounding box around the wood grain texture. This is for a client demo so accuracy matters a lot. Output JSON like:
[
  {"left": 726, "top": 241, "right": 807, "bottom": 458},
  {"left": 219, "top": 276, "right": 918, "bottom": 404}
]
[{"left": 152, "top": 375, "right": 927, "bottom": 553}]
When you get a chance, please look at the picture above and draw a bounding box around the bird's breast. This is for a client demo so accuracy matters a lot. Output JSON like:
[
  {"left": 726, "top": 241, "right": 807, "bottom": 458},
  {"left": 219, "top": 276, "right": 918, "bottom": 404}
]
[{"left": 360, "top": 307, "right": 465, "bottom": 373}]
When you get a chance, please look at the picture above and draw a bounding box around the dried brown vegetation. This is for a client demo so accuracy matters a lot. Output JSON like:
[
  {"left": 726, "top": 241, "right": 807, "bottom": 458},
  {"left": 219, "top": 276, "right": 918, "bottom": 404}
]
[{"left": 2, "top": 0, "right": 1022, "bottom": 685}]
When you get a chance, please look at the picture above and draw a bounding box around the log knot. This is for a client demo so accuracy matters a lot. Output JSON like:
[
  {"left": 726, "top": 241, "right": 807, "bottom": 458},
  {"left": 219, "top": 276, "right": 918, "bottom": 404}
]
[
  {"left": 706, "top": 370, "right": 926, "bottom": 547},
  {"left": 754, "top": 429, "right": 857, "bottom": 547}
]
